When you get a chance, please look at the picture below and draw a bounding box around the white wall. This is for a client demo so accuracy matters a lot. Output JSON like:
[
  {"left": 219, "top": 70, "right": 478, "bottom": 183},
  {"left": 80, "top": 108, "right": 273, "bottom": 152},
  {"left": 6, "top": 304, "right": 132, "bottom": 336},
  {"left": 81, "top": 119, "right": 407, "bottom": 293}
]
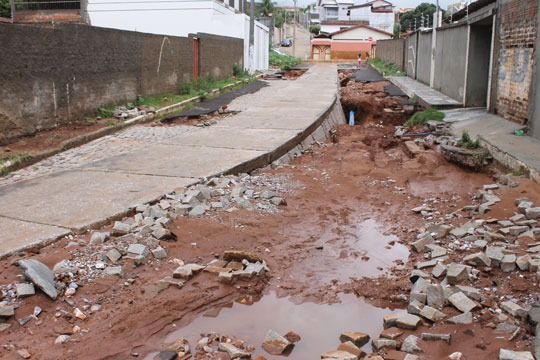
[{"left": 85, "top": 0, "right": 269, "bottom": 71}]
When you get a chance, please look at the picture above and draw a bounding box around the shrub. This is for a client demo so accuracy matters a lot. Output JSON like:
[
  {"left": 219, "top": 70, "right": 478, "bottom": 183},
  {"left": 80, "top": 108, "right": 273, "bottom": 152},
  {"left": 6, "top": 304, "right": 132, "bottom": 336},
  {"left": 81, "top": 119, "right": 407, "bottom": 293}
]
[
  {"left": 404, "top": 108, "right": 445, "bottom": 126},
  {"left": 269, "top": 51, "right": 302, "bottom": 70},
  {"left": 97, "top": 107, "right": 114, "bottom": 118},
  {"left": 457, "top": 131, "right": 480, "bottom": 149},
  {"left": 181, "top": 81, "right": 195, "bottom": 95}
]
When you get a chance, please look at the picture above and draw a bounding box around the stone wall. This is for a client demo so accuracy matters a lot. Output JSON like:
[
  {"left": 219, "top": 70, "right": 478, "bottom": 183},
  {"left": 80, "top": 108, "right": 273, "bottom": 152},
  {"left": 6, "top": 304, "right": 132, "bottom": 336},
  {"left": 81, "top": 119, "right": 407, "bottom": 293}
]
[
  {"left": 376, "top": 38, "right": 406, "bottom": 71},
  {"left": 0, "top": 23, "right": 243, "bottom": 144},
  {"left": 495, "top": 0, "right": 538, "bottom": 124}
]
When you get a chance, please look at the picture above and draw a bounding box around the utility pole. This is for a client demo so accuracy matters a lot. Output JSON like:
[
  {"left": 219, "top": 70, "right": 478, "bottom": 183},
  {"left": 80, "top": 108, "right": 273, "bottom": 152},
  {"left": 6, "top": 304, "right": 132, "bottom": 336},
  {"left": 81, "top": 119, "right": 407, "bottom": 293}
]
[
  {"left": 293, "top": 0, "right": 297, "bottom": 58},
  {"left": 429, "top": 0, "right": 439, "bottom": 87},
  {"left": 249, "top": 0, "right": 255, "bottom": 73}
]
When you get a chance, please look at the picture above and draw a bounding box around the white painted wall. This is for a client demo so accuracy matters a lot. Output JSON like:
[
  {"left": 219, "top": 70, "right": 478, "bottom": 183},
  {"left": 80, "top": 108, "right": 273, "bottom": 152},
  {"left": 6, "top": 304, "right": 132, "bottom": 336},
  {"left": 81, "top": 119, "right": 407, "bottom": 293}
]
[
  {"left": 332, "top": 26, "right": 392, "bottom": 40},
  {"left": 85, "top": 0, "right": 269, "bottom": 71},
  {"left": 350, "top": 7, "right": 394, "bottom": 33}
]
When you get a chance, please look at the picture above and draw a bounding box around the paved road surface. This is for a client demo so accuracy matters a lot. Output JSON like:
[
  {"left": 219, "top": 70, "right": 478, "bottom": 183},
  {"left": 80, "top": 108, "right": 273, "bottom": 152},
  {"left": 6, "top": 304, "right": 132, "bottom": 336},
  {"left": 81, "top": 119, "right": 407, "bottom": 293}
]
[{"left": 0, "top": 63, "right": 338, "bottom": 256}]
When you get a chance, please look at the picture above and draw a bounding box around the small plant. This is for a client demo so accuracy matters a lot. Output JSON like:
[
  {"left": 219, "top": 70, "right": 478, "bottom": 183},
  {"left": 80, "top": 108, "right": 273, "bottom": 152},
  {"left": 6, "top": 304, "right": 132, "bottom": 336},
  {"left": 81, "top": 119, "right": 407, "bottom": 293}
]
[
  {"left": 106, "top": 119, "right": 117, "bottom": 127},
  {"left": 457, "top": 131, "right": 480, "bottom": 149},
  {"left": 181, "top": 81, "right": 195, "bottom": 95},
  {"left": 404, "top": 109, "right": 445, "bottom": 127},
  {"left": 97, "top": 107, "right": 114, "bottom": 118},
  {"left": 84, "top": 117, "right": 95, "bottom": 124},
  {"left": 511, "top": 168, "right": 524, "bottom": 176},
  {"left": 233, "top": 63, "right": 248, "bottom": 77}
]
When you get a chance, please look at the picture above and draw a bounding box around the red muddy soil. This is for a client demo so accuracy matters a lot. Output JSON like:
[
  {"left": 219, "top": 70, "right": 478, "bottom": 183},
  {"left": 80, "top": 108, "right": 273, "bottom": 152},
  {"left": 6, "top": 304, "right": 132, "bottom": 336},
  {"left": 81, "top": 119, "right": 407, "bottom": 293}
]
[
  {"left": 0, "top": 77, "right": 537, "bottom": 359},
  {"left": 0, "top": 121, "right": 107, "bottom": 161},
  {"left": 2, "top": 117, "right": 527, "bottom": 359}
]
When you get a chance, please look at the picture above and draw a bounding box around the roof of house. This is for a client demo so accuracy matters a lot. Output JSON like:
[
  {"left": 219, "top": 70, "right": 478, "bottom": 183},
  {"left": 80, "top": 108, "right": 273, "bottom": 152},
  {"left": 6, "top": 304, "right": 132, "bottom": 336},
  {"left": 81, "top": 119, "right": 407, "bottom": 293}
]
[
  {"left": 328, "top": 23, "right": 394, "bottom": 37},
  {"left": 349, "top": 0, "right": 393, "bottom": 9},
  {"left": 448, "top": 0, "right": 496, "bottom": 22}
]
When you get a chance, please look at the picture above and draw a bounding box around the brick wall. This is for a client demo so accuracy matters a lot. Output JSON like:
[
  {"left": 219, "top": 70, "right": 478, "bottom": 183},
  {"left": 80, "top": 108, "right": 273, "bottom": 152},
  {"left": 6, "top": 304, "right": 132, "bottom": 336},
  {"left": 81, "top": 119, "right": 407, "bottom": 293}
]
[
  {"left": 0, "top": 23, "right": 243, "bottom": 144},
  {"left": 495, "top": 0, "right": 538, "bottom": 124},
  {"left": 14, "top": 10, "right": 81, "bottom": 23}
]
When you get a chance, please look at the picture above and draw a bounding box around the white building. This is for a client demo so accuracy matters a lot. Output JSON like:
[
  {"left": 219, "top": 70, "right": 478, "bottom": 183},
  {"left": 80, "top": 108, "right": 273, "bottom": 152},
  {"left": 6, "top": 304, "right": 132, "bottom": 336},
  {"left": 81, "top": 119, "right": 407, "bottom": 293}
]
[
  {"left": 83, "top": 0, "right": 269, "bottom": 71},
  {"left": 318, "top": 0, "right": 394, "bottom": 35}
]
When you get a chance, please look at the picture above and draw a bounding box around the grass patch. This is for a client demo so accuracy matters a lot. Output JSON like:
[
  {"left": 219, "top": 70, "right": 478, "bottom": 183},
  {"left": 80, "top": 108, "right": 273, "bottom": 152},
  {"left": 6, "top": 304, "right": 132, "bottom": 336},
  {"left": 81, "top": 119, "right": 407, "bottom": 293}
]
[
  {"left": 138, "top": 74, "right": 254, "bottom": 109},
  {"left": 0, "top": 153, "right": 31, "bottom": 176},
  {"left": 457, "top": 131, "right": 480, "bottom": 149},
  {"left": 369, "top": 58, "right": 404, "bottom": 77},
  {"left": 269, "top": 52, "right": 302, "bottom": 70},
  {"left": 511, "top": 168, "right": 524, "bottom": 176},
  {"left": 404, "top": 109, "right": 445, "bottom": 127}
]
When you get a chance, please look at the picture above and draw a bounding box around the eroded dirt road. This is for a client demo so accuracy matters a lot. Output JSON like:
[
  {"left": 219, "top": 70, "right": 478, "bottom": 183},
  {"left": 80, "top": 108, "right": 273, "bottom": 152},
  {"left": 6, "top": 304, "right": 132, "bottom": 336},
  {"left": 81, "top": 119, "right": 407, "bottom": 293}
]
[{"left": 1, "top": 72, "right": 539, "bottom": 360}]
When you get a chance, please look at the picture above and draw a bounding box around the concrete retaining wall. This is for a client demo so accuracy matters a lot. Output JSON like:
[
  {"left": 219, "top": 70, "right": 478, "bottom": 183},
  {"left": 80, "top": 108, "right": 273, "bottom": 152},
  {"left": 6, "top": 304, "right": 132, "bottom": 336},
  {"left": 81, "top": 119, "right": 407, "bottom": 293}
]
[
  {"left": 0, "top": 23, "right": 243, "bottom": 145},
  {"left": 376, "top": 38, "right": 406, "bottom": 71},
  {"left": 433, "top": 25, "right": 468, "bottom": 102},
  {"left": 406, "top": 32, "right": 418, "bottom": 78},
  {"left": 416, "top": 31, "right": 432, "bottom": 85}
]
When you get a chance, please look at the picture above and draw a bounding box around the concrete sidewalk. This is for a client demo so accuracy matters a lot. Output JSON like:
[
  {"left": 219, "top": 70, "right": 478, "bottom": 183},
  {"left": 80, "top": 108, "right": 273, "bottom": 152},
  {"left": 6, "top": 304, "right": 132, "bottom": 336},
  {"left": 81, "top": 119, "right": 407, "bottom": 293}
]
[
  {"left": 389, "top": 76, "right": 462, "bottom": 109},
  {"left": 0, "top": 63, "right": 341, "bottom": 257},
  {"left": 442, "top": 108, "right": 540, "bottom": 182}
]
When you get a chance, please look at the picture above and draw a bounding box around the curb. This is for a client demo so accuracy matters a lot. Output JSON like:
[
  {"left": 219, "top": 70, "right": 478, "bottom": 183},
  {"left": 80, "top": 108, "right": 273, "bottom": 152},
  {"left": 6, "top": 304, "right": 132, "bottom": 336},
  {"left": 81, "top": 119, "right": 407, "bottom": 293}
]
[{"left": 0, "top": 78, "right": 255, "bottom": 176}]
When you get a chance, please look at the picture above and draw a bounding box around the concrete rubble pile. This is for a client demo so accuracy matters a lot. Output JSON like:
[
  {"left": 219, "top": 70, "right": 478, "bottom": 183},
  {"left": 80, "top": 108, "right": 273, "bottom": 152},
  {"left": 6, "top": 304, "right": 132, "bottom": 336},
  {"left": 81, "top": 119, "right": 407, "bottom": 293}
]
[
  {"left": 321, "top": 180, "right": 539, "bottom": 359},
  {"left": 0, "top": 173, "right": 289, "bottom": 344}
]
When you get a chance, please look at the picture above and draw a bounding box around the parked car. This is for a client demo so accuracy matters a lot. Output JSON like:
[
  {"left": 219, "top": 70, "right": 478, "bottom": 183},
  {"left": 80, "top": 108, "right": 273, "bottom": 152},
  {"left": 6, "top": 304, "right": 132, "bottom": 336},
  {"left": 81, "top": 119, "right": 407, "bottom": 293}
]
[{"left": 281, "top": 38, "right": 292, "bottom": 47}]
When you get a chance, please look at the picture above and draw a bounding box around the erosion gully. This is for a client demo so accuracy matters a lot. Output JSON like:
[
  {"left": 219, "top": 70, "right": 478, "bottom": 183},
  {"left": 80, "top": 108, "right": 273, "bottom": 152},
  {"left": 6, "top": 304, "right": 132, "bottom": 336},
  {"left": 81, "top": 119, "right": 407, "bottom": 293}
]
[{"left": 0, "top": 68, "right": 538, "bottom": 360}]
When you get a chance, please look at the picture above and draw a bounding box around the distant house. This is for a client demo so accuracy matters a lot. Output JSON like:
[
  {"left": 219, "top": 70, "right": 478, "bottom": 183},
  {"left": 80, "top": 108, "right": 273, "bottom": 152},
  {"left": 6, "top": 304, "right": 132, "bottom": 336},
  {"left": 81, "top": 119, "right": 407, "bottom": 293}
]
[
  {"left": 311, "top": 23, "right": 392, "bottom": 60},
  {"left": 318, "top": 0, "right": 394, "bottom": 34},
  {"left": 10, "top": 0, "right": 269, "bottom": 71}
]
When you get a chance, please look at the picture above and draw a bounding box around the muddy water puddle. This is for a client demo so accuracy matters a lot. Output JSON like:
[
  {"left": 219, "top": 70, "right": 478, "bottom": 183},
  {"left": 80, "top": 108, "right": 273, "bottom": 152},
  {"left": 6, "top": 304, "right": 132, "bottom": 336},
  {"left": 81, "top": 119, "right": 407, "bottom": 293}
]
[
  {"left": 148, "top": 292, "right": 393, "bottom": 359},
  {"left": 292, "top": 219, "right": 408, "bottom": 282}
]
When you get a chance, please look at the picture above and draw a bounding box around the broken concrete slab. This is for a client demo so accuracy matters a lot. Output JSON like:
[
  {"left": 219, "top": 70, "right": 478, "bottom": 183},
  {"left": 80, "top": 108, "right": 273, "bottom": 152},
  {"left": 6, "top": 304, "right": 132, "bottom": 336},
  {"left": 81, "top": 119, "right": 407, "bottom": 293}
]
[
  {"left": 419, "top": 305, "right": 446, "bottom": 322},
  {"left": 447, "top": 312, "right": 473, "bottom": 324},
  {"left": 420, "top": 333, "right": 451, "bottom": 344},
  {"left": 18, "top": 259, "right": 57, "bottom": 300},
  {"left": 339, "top": 331, "right": 370, "bottom": 347},
  {"left": 401, "top": 335, "right": 423, "bottom": 353},
  {"left": 218, "top": 342, "right": 251, "bottom": 359},
  {"left": 448, "top": 292, "right": 478, "bottom": 313},
  {"left": 396, "top": 313, "right": 422, "bottom": 330},
  {"left": 499, "top": 349, "right": 534, "bottom": 360},
  {"left": 321, "top": 350, "right": 357, "bottom": 360},
  {"left": 501, "top": 301, "right": 527, "bottom": 319}
]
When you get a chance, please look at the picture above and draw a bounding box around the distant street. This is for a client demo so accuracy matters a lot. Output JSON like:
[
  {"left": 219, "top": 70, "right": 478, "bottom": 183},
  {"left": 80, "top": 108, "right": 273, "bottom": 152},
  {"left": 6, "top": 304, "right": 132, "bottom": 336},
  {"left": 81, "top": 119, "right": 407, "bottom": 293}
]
[{"left": 279, "top": 23, "right": 312, "bottom": 60}]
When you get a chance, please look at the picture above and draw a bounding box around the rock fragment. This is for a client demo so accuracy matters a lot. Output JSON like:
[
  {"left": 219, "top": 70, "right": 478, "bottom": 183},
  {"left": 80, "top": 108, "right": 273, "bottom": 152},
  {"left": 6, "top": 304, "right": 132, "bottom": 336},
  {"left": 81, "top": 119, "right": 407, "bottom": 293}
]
[
  {"left": 321, "top": 350, "right": 357, "bottom": 360},
  {"left": 218, "top": 342, "right": 251, "bottom": 358},
  {"left": 261, "top": 330, "right": 294, "bottom": 355}
]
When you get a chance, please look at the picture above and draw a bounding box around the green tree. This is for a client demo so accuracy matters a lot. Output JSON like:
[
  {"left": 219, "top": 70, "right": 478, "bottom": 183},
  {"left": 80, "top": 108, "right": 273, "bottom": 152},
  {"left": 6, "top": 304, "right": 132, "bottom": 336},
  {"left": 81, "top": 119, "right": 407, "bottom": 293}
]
[
  {"left": 393, "top": 23, "right": 401, "bottom": 38},
  {"left": 309, "top": 24, "right": 320, "bottom": 34},
  {"left": 0, "top": 0, "right": 11, "bottom": 18},
  {"left": 256, "top": 0, "right": 275, "bottom": 17},
  {"left": 273, "top": 7, "right": 287, "bottom": 28},
  {"left": 399, "top": 3, "right": 446, "bottom": 32}
]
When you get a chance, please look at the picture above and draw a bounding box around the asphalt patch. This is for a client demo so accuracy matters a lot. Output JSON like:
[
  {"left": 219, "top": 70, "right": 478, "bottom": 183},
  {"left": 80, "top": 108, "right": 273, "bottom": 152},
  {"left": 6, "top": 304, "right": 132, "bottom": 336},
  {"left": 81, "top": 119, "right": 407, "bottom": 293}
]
[
  {"left": 384, "top": 84, "right": 408, "bottom": 97},
  {"left": 353, "top": 67, "right": 386, "bottom": 83},
  {"left": 164, "top": 80, "right": 268, "bottom": 119}
]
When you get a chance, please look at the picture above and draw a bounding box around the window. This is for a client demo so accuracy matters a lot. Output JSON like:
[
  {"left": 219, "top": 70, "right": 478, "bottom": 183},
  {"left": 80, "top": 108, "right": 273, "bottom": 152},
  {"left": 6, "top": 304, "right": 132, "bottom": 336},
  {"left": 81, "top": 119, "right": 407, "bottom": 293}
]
[{"left": 326, "top": 7, "right": 338, "bottom": 17}]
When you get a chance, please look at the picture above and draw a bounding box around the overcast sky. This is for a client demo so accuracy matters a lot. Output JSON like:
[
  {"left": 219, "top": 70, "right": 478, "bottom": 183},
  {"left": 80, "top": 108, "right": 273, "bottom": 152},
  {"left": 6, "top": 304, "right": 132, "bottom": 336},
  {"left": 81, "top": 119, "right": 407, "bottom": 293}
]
[{"left": 274, "top": 0, "right": 457, "bottom": 10}]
